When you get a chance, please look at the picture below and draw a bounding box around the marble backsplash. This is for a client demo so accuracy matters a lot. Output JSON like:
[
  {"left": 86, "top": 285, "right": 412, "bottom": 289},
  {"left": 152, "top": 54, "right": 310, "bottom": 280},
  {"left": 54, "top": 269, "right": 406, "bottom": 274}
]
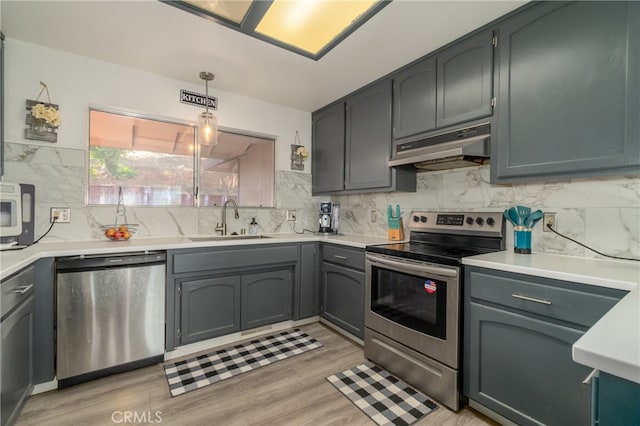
[{"left": 3, "top": 142, "right": 639, "bottom": 260}]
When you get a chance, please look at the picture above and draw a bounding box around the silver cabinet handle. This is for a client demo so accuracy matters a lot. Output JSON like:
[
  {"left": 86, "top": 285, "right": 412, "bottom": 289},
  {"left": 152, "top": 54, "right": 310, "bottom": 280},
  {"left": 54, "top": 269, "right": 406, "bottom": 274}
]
[
  {"left": 511, "top": 293, "right": 552, "bottom": 305},
  {"left": 582, "top": 368, "right": 599, "bottom": 386},
  {"left": 366, "top": 254, "right": 458, "bottom": 278},
  {"left": 333, "top": 255, "right": 347, "bottom": 260},
  {"left": 13, "top": 284, "right": 34, "bottom": 295}
]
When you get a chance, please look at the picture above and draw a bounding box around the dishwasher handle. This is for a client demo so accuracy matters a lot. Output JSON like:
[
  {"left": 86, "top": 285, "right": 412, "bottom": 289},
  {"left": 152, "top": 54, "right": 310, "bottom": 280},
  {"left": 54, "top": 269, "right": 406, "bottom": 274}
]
[{"left": 57, "top": 251, "right": 166, "bottom": 270}]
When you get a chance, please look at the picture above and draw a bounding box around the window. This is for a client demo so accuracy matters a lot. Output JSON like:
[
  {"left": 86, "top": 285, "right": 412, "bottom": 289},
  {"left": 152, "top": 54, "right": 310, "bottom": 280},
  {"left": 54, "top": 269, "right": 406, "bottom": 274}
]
[{"left": 88, "top": 109, "right": 275, "bottom": 207}]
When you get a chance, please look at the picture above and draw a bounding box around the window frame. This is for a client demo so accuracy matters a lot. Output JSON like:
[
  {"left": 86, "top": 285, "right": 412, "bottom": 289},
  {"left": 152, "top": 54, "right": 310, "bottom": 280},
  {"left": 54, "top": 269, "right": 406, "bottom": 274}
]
[{"left": 86, "top": 106, "right": 277, "bottom": 208}]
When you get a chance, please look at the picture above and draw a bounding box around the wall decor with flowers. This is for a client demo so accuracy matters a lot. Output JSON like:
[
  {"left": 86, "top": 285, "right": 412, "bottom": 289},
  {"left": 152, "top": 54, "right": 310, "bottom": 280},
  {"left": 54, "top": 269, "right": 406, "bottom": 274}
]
[
  {"left": 24, "top": 81, "right": 62, "bottom": 143},
  {"left": 290, "top": 130, "right": 309, "bottom": 171}
]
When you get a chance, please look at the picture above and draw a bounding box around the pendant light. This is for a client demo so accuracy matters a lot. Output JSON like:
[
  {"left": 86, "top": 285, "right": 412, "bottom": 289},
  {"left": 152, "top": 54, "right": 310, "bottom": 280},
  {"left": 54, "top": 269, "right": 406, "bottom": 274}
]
[{"left": 198, "top": 71, "right": 218, "bottom": 145}]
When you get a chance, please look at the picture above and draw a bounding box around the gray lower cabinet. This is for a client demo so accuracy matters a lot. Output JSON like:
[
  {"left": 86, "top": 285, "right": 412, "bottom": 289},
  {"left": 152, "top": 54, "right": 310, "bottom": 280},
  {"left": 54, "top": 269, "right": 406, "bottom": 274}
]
[
  {"left": 296, "top": 242, "right": 319, "bottom": 319},
  {"left": 320, "top": 245, "right": 365, "bottom": 339},
  {"left": 1, "top": 266, "right": 35, "bottom": 426},
  {"left": 168, "top": 244, "right": 299, "bottom": 349},
  {"left": 179, "top": 275, "right": 241, "bottom": 345},
  {"left": 242, "top": 269, "right": 291, "bottom": 329},
  {"left": 33, "top": 258, "right": 54, "bottom": 385},
  {"left": 493, "top": 1, "right": 640, "bottom": 183},
  {"left": 593, "top": 372, "right": 640, "bottom": 426},
  {"left": 464, "top": 266, "right": 627, "bottom": 425}
]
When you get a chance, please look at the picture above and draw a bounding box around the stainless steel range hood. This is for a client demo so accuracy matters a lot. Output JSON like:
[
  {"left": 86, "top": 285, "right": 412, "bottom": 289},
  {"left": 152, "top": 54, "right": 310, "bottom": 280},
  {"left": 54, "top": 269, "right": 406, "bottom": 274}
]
[{"left": 389, "top": 122, "right": 491, "bottom": 171}]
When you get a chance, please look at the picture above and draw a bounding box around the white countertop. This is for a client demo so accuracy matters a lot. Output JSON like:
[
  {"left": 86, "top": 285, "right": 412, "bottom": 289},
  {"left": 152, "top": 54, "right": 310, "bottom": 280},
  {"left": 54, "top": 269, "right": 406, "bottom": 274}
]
[
  {"left": 0, "top": 233, "right": 391, "bottom": 280},
  {"left": 463, "top": 251, "right": 640, "bottom": 384}
]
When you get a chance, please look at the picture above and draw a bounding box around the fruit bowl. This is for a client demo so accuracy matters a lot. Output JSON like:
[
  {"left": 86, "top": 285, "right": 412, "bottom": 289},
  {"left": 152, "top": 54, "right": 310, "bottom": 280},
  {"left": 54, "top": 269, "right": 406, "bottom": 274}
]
[{"left": 101, "top": 225, "right": 136, "bottom": 241}]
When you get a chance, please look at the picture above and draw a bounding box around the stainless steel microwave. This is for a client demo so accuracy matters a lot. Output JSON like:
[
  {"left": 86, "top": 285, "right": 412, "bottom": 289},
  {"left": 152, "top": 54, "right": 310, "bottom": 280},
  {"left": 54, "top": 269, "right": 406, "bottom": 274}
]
[{"left": 0, "top": 182, "right": 35, "bottom": 247}]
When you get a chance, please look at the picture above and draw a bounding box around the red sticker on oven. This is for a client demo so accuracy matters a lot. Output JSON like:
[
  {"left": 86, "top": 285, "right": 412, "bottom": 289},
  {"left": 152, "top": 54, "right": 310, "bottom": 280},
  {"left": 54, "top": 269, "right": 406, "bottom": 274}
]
[{"left": 424, "top": 280, "right": 437, "bottom": 294}]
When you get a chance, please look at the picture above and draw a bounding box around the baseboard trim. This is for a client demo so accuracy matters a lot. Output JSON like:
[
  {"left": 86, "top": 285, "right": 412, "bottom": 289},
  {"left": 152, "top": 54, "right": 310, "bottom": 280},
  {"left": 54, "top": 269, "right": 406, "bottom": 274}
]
[
  {"left": 164, "top": 316, "right": 320, "bottom": 361},
  {"left": 468, "top": 399, "right": 518, "bottom": 426},
  {"left": 319, "top": 318, "right": 363, "bottom": 346}
]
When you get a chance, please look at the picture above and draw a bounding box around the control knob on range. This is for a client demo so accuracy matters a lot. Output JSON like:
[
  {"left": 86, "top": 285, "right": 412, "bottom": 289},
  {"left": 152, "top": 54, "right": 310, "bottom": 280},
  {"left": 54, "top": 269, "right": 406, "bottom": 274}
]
[
  {"left": 413, "top": 215, "right": 420, "bottom": 222},
  {"left": 475, "top": 217, "right": 485, "bottom": 226},
  {"left": 466, "top": 217, "right": 475, "bottom": 225},
  {"left": 420, "top": 216, "right": 427, "bottom": 223},
  {"left": 486, "top": 217, "right": 496, "bottom": 226}
]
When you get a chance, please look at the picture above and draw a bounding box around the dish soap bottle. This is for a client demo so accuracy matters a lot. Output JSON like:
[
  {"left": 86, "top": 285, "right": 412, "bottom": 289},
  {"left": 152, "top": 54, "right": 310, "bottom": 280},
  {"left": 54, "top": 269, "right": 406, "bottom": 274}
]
[{"left": 249, "top": 218, "right": 258, "bottom": 235}]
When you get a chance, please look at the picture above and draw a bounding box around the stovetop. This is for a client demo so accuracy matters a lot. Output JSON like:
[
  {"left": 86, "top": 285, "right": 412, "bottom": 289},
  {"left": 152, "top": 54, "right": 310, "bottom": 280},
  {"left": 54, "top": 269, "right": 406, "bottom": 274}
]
[
  {"left": 366, "top": 241, "right": 498, "bottom": 266},
  {"left": 366, "top": 211, "right": 506, "bottom": 266}
]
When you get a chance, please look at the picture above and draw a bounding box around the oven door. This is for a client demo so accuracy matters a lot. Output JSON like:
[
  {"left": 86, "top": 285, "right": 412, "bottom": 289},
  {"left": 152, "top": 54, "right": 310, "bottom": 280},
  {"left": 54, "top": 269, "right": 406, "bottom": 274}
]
[{"left": 365, "top": 253, "right": 460, "bottom": 368}]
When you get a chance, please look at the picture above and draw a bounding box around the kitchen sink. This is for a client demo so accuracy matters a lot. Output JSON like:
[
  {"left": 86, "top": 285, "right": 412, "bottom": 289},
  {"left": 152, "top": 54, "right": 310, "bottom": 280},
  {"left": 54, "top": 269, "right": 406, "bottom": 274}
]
[{"left": 189, "top": 235, "right": 272, "bottom": 242}]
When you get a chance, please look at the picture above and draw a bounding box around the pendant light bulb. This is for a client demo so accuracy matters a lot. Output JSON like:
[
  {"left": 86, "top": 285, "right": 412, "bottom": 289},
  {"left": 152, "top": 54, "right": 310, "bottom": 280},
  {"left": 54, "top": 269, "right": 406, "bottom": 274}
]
[{"left": 198, "top": 71, "right": 217, "bottom": 145}]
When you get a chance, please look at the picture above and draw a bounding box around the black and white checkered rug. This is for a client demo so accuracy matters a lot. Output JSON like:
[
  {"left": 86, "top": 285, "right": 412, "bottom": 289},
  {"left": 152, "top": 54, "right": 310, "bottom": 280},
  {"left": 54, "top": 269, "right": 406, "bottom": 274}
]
[
  {"left": 327, "top": 362, "right": 438, "bottom": 426},
  {"left": 164, "top": 328, "right": 322, "bottom": 397}
]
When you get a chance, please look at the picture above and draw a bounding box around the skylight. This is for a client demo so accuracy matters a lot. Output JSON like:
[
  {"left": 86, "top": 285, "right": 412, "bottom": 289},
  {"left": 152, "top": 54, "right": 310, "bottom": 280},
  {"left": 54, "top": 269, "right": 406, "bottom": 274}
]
[{"left": 163, "top": 0, "right": 390, "bottom": 60}]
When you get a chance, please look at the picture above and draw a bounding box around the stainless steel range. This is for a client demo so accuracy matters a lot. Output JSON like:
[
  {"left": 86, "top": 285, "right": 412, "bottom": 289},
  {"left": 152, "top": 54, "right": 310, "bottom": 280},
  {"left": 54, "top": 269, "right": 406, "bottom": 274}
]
[{"left": 364, "top": 211, "right": 505, "bottom": 410}]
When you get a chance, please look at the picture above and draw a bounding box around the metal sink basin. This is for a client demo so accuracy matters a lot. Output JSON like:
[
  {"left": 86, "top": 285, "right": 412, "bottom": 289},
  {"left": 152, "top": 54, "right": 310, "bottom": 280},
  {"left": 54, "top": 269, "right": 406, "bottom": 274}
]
[{"left": 189, "top": 235, "right": 272, "bottom": 242}]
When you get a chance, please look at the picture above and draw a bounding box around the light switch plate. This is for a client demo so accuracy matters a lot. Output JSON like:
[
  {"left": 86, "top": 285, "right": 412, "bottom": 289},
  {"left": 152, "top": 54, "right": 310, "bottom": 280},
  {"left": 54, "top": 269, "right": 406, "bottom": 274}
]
[{"left": 286, "top": 210, "right": 296, "bottom": 221}]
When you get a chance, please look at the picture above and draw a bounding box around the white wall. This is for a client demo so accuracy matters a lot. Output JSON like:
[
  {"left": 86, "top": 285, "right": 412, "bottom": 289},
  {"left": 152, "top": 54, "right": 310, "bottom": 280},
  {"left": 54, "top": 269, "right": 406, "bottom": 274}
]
[
  {"left": 1, "top": 38, "right": 317, "bottom": 242},
  {"left": 4, "top": 38, "right": 311, "bottom": 173}
]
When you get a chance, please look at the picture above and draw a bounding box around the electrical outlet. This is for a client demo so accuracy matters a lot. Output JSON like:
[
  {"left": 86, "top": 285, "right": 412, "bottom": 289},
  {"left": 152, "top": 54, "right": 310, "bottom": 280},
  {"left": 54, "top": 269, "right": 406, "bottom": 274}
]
[
  {"left": 543, "top": 212, "right": 556, "bottom": 232},
  {"left": 50, "top": 207, "right": 71, "bottom": 223},
  {"left": 286, "top": 210, "right": 296, "bottom": 221},
  {"left": 371, "top": 210, "right": 377, "bottom": 223}
]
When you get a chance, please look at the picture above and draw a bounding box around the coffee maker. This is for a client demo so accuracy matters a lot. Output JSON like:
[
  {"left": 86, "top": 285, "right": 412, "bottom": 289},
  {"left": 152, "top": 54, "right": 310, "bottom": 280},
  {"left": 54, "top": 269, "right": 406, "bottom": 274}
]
[{"left": 318, "top": 201, "right": 339, "bottom": 234}]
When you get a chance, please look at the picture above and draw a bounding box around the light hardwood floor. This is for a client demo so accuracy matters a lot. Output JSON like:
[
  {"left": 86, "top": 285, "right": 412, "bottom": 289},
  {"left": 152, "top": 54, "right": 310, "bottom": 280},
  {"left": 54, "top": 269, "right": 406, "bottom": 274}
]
[{"left": 17, "top": 323, "right": 497, "bottom": 426}]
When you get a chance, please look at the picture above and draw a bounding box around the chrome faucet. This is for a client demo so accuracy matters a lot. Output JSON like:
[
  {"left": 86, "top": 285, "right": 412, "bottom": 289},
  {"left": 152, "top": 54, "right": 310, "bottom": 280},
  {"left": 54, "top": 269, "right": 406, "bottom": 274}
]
[{"left": 215, "top": 199, "right": 240, "bottom": 236}]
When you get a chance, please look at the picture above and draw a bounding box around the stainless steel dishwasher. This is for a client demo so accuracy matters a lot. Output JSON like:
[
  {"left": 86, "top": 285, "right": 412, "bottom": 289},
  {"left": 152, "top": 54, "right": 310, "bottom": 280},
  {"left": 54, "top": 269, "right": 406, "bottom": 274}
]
[{"left": 56, "top": 251, "right": 166, "bottom": 386}]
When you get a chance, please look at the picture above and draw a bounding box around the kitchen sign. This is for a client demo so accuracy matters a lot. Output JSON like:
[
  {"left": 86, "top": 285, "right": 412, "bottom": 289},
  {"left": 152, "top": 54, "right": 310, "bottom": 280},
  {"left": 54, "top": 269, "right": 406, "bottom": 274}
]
[{"left": 180, "top": 89, "right": 217, "bottom": 110}]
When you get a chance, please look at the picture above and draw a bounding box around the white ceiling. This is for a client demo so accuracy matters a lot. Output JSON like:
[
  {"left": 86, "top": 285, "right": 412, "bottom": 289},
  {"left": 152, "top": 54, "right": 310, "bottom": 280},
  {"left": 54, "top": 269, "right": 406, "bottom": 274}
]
[{"left": 1, "top": 0, "right": 527, "bottom": 112}]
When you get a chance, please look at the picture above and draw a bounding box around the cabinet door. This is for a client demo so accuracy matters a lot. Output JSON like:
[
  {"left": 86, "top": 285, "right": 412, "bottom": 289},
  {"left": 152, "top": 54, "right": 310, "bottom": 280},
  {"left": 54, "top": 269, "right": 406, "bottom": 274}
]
[
  {"left": 437, "top": 29, "right": 494, "bottom": 128},
  {"left": 494, "top": 2, "right": 640, "bottom": 182},
  {"left": 33, "top": 258, "right": 55, "bottom": 384},
  {"left": 179, "top": 276, "right": 241, "bottom": 345},
  {"left": 241, "top": 269, "right": 291, "bottom": 330},
  {"left": 297, "top": 243, "right": 319, "bottom": 319},
  {"left": 321, "top": 262, "right": 365, "bottom": 339},
  {"left": 345, "top": 80, "right": 393, "bottom": 190},
  {"left": 1, "top": 295, "right": 34, "bottom": 426},
  {"left": 467, "top": 302, "right": 591, "bottom": 426},
  {"left": 312, "top": 102, "right": 345, "bottom": 194},
  {"left": 597, "top": 372, "right": 640, "bottom": 426},
  {"left": 393, "top": 56, "right": 436, "bottom": 140}
]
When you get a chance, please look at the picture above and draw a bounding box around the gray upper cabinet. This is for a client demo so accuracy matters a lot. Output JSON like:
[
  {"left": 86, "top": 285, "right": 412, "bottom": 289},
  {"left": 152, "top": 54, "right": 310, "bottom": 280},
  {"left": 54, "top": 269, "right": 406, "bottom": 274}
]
[
  {"left": 312, "top": 79, "right": 415, "bottom": 195},
  {"left": 393, "top": 57, "right": 437, "bottom": 140},
  {"left": 436, "top": 29, "right": 494, "bottom": 128},
  {"left": 312, "top": 102, "right": 345, "bottom": 193},
  {"left": 345, "top": 80, "right": 393, "bottom": 190},
  {"left": 392, "top": 29, "right": 494, "bottom": 142},
  {"left": 493, "top": 1, "right": 640, "bottom": 183}
]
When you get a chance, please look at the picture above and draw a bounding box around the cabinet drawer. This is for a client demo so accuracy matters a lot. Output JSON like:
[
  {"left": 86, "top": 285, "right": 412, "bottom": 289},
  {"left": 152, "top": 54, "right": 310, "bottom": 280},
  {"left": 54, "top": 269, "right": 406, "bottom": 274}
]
[
  {"left": 1, "top": 266, "right": 35, "bottom": 318},
  {"left": 467, "top": 268, "right": 626, "bottom": 328},
  {"left": 322, "top": 244, "right": 365, "bottom": 270},
  {"left": 173, "top": 245, "right": 298, "bottom": 274}
]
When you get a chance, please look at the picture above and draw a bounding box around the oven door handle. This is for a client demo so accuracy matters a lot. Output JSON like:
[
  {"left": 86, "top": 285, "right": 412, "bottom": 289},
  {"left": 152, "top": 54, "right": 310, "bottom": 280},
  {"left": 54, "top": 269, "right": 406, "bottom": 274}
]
[{"left": 366, "top": 254, "right": 458, "bottom": 278}]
